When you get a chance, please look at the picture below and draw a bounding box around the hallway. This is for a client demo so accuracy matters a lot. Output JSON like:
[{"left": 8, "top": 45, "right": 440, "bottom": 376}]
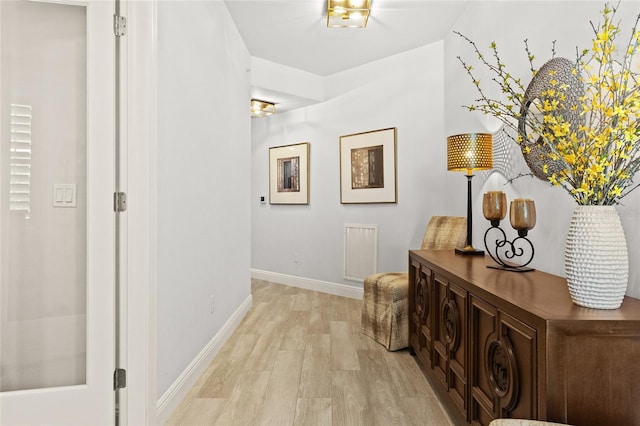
[{"left": 166, "top": 280, "right": 453, "bottom": 425}]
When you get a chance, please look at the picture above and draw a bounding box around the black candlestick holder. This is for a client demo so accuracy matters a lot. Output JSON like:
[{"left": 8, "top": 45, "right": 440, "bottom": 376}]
[{"left": 483, "top": 219, "right": 535, "bottom": 272}]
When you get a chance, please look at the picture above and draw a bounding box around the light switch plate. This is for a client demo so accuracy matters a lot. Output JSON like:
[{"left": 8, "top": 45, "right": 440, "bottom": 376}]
[{"left": 53, "top": 184, "right": 77, "bottom": 208}]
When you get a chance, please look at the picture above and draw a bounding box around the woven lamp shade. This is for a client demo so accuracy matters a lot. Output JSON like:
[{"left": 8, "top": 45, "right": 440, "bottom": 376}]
[{"left": 447, "top": 133, "right": 493, "bottom": 173}]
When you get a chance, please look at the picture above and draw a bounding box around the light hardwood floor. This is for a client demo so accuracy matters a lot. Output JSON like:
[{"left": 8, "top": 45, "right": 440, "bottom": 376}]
[{"left": 165, "top": 279, "right": 454, "bottom": 426}]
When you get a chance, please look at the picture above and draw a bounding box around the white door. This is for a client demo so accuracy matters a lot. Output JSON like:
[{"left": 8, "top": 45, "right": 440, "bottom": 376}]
[{"left": 0, "top": 0, "right": 116, "bottom": 424}]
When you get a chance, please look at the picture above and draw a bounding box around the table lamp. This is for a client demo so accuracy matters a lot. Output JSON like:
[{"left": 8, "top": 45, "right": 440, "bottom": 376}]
[{"left": 447, "top": 133, "right": 493, "bottom": 255}]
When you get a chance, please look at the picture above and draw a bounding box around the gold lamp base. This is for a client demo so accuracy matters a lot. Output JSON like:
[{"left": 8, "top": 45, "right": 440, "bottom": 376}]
[{"left": 455, "top": 245, "right": 485, "bottom": 256}]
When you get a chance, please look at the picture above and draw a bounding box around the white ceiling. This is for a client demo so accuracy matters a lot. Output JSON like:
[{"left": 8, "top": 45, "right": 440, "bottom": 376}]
[
  {"left": 225, "top": 0, "right": 470, "bottom": 76},
  {"left": 225, "top": 0, "right": 469, "bottom": 76},
  {"left": 224, "top": 0, "right": 471, "bottom": 112}
]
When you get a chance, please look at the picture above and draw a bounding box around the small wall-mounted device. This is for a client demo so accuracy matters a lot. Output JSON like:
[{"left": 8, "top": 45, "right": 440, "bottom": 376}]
[{"left": 260, "top": 196, "right": 266, "bottom": 204}]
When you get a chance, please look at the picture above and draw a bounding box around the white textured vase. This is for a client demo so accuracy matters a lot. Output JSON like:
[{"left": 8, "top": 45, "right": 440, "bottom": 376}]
[{"left": 565, "top": 206, "right": 629, "bottom": 309}]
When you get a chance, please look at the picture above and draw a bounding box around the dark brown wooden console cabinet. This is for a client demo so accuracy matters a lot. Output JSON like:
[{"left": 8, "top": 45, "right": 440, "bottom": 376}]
[{"left": 408, "top": 249, "right": 640, "bottom": 426}]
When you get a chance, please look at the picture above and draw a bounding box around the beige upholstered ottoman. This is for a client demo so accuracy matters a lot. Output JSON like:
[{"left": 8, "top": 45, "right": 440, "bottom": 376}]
[
  {"left": 361, "top": 216, "right": 466, "bottom": 351},
  {"left": 361, "top": 272, "right": 409, "bottom": 351}
]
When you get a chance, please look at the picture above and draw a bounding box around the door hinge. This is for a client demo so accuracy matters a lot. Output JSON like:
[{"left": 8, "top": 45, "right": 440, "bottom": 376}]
[
  {"left": 114, "top": 14, "right": 127, "bottom": 37},
  {"left": 114, "top": 368, "right": 127, "bottom": 390},
  {"left": 114, "top": 192, "right": 127, "bottom": 212}
]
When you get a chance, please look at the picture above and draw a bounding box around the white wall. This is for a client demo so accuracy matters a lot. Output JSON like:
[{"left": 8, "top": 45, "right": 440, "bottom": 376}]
[
  {"left": 157, "top": 1, "right": 251, "bottom": 397},
  {"left": 444, "top": 1, "right": 640, "bottom": 298},
  {"left": 251, "top": 42, "right": 465, "bottom": 287},
  {"left": 251, "top": 57, "right": 325, "bottom": 103}
]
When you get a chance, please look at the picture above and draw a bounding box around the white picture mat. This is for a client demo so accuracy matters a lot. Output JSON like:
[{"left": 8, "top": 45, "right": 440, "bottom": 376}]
[
  {"left": 269, "top": 142, "right": 309, "bottom": 204},
  {"left": 340, "top": 127, "right": 397, "bottom": 203}
]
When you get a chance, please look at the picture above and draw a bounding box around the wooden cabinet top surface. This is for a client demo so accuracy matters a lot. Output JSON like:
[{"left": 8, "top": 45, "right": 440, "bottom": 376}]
[{"left": 410, "top": 249, "right": 640, "bottom": 323}]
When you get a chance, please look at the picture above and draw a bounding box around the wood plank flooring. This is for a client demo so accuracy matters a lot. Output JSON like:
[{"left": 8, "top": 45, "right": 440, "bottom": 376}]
[{"left": 165, "top": 279, "right": 453, "bottom": 426}]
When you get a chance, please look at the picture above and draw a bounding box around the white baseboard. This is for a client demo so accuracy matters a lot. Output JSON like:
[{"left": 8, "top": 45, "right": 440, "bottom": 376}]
[
  {"left": 251, "top": 269, "right": 363, "bottom": 300},
  {"left": 155, "top": 294, "right": 253, "bottom": 424},
  {"left": 156, "top": 271, "right": 359, "bottom": 423}
]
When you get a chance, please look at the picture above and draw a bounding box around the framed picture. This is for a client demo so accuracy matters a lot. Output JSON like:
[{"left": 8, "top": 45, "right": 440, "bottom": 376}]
[
  {"left": 269, "top": 142, "right": 310, "bottom": 204},
  {"left": 340, "top": 127, "right": 397, "bottom": 204}
]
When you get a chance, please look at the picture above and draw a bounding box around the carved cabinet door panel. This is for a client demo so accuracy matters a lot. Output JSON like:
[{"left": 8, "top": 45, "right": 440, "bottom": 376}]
[
  {"left": 409, "top": 260, "right": 433, "bottom": 366},
  {"left": 408, "top": 258, "right": 421, "bottom": 354},
  {"left": 433, "top": 274, "right": 468, "bottom": 419},
  {"left": 470, "top": 295, "right": 499, "bottom": 426},
  {"left": 497, "top": 312, "right": 537, "bottom": 421},
  {"left": 470, "top": 295, "right": 537, "bottom": 425},
  {"left": 433, "top": 274, "right": 451, "bottom": 390},
  {"left": 418, "top": 265, "right": 433, "bottom": 364},
  {"left": 446, "top": 283, "right": 468, "bottom": 416}
]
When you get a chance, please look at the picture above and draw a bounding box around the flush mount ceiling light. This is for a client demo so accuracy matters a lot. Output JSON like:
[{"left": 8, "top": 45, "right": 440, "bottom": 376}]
[
  {"left": 327, "top": 0, "right": 371, "bottom": 28},
  {"left": 250, "top": 99, "right": 275, "bottom": 118}
]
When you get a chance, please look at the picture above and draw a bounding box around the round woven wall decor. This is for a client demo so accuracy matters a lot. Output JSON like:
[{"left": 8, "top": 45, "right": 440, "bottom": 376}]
[{"left": 517, "top": 57, "right": 585, "bottom": 181}]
